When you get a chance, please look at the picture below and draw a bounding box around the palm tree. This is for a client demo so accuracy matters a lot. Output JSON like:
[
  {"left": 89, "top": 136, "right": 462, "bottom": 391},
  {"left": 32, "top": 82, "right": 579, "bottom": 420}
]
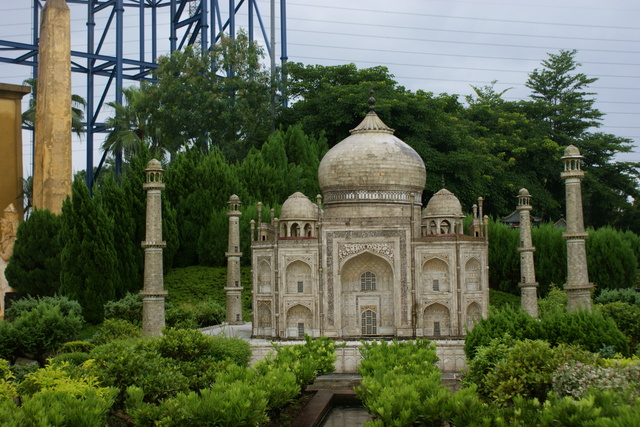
[
  {"left": 21, "top": 77, "right": 87, "bottom": 137},
  {"left": 103, "top": 85, "right": 171, "bottom": 163}
]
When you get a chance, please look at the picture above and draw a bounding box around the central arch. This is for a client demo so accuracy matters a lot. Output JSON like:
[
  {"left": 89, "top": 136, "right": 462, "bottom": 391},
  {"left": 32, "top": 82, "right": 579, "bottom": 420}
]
[{"left": 340, "top": 251, "right": 394, "bottom": 337}]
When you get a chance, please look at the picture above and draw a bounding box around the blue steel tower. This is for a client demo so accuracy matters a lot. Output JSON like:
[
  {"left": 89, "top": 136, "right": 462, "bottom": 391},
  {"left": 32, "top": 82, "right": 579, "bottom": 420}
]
[{"left": 0, "top": 0, "right": 288, "bottom": 187}]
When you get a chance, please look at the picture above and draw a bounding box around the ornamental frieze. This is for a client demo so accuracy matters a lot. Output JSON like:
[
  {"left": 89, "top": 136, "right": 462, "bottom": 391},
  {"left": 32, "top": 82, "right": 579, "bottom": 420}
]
[
  {"left": 284, "top": 300, "right": 313, "bottom": 310},
  {"left": 338, "top": 243, "right": 394, "bottom": 262},
  {"left": 422, "top": 254, "right": 449, "bottom": 264}
]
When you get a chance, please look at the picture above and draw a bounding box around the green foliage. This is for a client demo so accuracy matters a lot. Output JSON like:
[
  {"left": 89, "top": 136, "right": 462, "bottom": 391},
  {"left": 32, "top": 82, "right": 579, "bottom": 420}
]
[
  {"left": 356, "top": 339, "right": 457, "bottom": 426},
  {"left": 5, "top": 295, "right": 82, "bottom": 320},
  {"left": 255, "top": 335, "right": 338, "bottom": 388},
  {"left": 587, "top": 226, "right": 638, "bottom": 293},
  {"left": 144, "top": 32, "right": 271, "bottom": 159},
  {"left": 538, "top": 285, "right": 568, "bottom": 318},
  {"left": 152, "top": 328, "right": 250, "bottom": 366},
  {"left": 595, "top": 288, "right": 640, "bottom": 306},
  {"left": 599, "top": 302, "right": 640, "bottom": 353},
  {"left": 4, "top": 208, "right": 62, "bottom": 297},
  {"left": 90, "top": 319, "right": 142, "bottom": 346},
  {"left": 532, "top": 223, "right": 566, "bottom": 296},
  {"left": 463, "top": 335, "right": 516, "bottom": 398},
  {"left": 489, "top": 289, "right": 521, "bottom": 309},
  {"left": 464, "top": 305, "right": 544, "bottom": 359},
  {"left": 542, "top": 309, "right": 629, "bottom": 356},
  {"left": 487, "top": 219, "right": 520, "bottom": 293},
  {"left": 86, "top": 339, "right": 190, "bottom": 404},
  {"left": 58, "top": 341, "right": 94, "bottom": 354},
  {"left": 50, "top": 352, "right": 92, "bottom": 367},
  {"left": 553, "top": 361, "right": 640, "bottom": 400},
  {"left": 103, "top": 292, "right": 143, "bottom": 325},
  {"left": 3, "top": 297, "right": 84, "bottom": 366},
  {"left": 97, "top": 173, "right": 142, "bottom": 298},
  {"left": 59, "top": 179, "right": 118, "bottom": 323}
]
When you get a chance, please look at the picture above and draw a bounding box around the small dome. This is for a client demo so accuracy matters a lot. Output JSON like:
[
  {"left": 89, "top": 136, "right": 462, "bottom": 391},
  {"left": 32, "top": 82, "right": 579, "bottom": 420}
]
[
  {"left": 145, "top": 158, "right": 162, "bottom": 170},
  {"left": 563, "top": 145, "right": 581, "bottom": 157},
  {"left": 318, "top": 112, "right": 426, "bottom": 199},
  {"left": 518, "top": 188, "right": 530, "bottom": 197},
  {"left": 228, "top": 194, "right": 240, "bottom": 203},
  {"left": 280, "top": 192, "right": 318, "bottom": 220},
  {"left": 423, "top": 189, "right": 463, "bottom": 218}
]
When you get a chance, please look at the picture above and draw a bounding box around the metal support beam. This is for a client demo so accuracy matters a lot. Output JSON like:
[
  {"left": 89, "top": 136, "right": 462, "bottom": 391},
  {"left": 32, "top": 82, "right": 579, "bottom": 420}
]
[{"left": 0, "top": 0, "right": 287, "bottom": 188}]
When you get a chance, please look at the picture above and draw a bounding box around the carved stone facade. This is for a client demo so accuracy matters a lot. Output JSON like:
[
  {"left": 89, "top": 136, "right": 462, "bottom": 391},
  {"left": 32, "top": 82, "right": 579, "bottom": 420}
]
[{"left": 251, "top": 110, "right": 489, "bottom": 340}]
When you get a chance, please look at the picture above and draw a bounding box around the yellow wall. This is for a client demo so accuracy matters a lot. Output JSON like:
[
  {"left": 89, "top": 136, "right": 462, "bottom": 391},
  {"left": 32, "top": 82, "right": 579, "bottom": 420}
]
[{"left": 0, "top": 83, "right": 30, "bottom": 220}]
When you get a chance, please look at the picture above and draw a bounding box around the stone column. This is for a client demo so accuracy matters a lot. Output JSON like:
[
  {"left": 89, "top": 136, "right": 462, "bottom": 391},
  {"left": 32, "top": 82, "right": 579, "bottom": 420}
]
[
  {"left": 33, "top": 0, "right": 72, "bottom": 215},
  {"left": 561, "top": 145, "right": 592, "bottom": 311},
  {"left": 0, "top": 204, "right": 19, "bottom": 319},
  {"left": 0, "top": 84, "right": 30, "bottom": 220},
  {"left": 517, "top": 188, "right": 539, "bottom": 317},
  {"left": 225, "top": 195, "right": 244, "bottom": 325},
  {"left": 141, "top": 159, "right": 168, "bottom": 336}
]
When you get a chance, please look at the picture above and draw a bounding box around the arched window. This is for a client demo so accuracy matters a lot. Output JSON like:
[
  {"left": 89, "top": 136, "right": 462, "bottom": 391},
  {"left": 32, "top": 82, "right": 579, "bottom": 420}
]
[
  {"left": 361, "top": 309, "right": 377, "bottom": 335},
  {"left": 360, "top": 271, "right": 376, "bottom": 291},
  {"left": 291, "top": 223, "right": 300, "bottom": 237}
]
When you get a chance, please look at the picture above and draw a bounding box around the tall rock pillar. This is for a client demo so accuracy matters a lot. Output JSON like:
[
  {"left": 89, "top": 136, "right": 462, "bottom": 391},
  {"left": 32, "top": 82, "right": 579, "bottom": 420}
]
[
  {"left": 225, "top": 195, "right": 244, "bottom": 325},
  {"left": 33, "top": 0, "right": 72, "bottom": 214},
  {"left": 517, "top": 188, "right": 539, "bottom": 317},
  {"left": 141, "top": 159, "right": 168, "bottom": 336},
  {"left": 561, "top": 145, "right": 592, "bottom": 311}
]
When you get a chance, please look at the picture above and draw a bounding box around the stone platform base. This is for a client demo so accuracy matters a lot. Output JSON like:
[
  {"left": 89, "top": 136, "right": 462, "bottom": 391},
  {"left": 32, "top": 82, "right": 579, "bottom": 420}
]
[{"left": 250, "top": 338, "right": 467, "bottom": 373}]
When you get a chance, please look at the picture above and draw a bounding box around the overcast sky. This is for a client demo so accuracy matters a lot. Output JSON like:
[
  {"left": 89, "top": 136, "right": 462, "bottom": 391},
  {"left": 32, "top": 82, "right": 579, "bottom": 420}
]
[{"left": 0, "top": 0, "right": 638, "bottom": 175}]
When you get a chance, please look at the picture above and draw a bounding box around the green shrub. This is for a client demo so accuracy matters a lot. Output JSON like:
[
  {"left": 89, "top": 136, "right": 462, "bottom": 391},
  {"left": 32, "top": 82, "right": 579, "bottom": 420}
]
[
  {"left": 131, "top": 380, "right": 270, "bottom": 426},
  {"left": 541, "top": 308, "right": 629, "bottom": 356},
  {"left": 192, "top": 298, "right": 225, "bottom": 327},
  {"left": 483, "top": 340, "right": 593, "bottom": 406},
  {"left": 152, "top": 328, "right": 249, "bottom": 366},
  {"left": 595, "top": 288, "right": 640, "bottom": 306},
  {"left": 553, "top": 361, "right": 640, "bottom": 400},
  {"left": 9, "top": 363, "right": 39, "bottom": 383},
  {"left": 103, "top": 292, "right": 143, "bottom": 325},
  {"left": 86, "top": 340, "right": 190, "bottom": 404},
  {"left": 5, "top": 295, "right": 82, "bottom": 321},
  {"left": 587, "top": 226, "right": 638, "bottom": 294},
  {"left": 50, "top": 352, "right": 92, "bottom": 367},
  {"left": 165, "top": 304, "right": 199, "bottom": 330},
  {"left": 462, "top": 335, "right": 515, "bottom": 399},
  {"left": 599, "top": 302, "right": 640, "bottom": 353},
  {"left": 538, "top": 284, "right": 568, "bottom": 318},
  {"left": 12, "top": 303, "right": 84, "bottom": 366},
  {"left": 356, "top": 339, "right": 452, "bottom": 425},
  {"left": 90, "top": 319, "right": 142, "bottom": 345},
  {"left": 464, "top": 305, "right": 544, "bottom": 360},
  {"left": 256, "top": 335, "right": 337, "bottom": 387},
  {"left": 0, "top": 321, "right": 19, "bottom": 364},
  {"left": 58, "top": 340, "right": 95, "bottom": 354},
  {"left": 489, "top": 289, "right": 521, "bottom": 310}
]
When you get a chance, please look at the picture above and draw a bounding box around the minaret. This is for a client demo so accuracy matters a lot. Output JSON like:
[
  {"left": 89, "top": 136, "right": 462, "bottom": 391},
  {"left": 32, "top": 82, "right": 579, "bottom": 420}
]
[
  {"left": 141, "top": 159, "right": 168, "bottom": 336},
  {"left": 225, "top": 195, "right": 244, "bottom": 325},
  {"left": 33, "top": 0, "right": 72, "bottom": 214},
  {"left": 517, "top": 188, "right": 539, "bottom": 317},
  {"left": 561, "top": 145, "right": 592, "bottom": 311}
]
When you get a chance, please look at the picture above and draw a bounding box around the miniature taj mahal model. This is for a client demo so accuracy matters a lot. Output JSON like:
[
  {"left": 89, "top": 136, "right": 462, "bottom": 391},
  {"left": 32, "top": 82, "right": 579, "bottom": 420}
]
[{"left": 248, "top": 101, "right": 490, "bottom": 340}]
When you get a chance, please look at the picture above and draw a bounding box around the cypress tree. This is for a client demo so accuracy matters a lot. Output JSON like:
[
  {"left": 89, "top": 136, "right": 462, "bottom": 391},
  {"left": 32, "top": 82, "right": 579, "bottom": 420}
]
[
  {"left": 4, "top": 209, "right": 62, "bottom": 297},
  {"left": 98, "top": 174, "right": 140, "bottom": 298},
  {"left": 59, "top": 179, "right": 117, "bottom": 323}
]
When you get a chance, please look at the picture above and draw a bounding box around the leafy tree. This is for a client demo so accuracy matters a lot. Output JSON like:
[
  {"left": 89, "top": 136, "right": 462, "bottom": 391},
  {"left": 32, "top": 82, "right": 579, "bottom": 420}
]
[
  {"left": 487, "top": 219, "right": 519, "bottom": 293},
  {"left": 525, "top": 50, "right": 639, "bottom": 228},
  {"left": 102, "top": 85, "right": 172, "bottom": 164},
  {"left": 59, "top": 179, "right": 118, "bottom": 323},
  {"left": 144, "top": 31, "right": 271, "bottom": 160},
  {"left": 21, "top": 77, "right": 87, "bottom": 137},
  {"left": 525, "top": 49, "right": 602, "bottom": 146},
  {"left": 586, "top": 226, "right": 637, "bottom": 293},
  {"left": 97, "top": 174, "right": 140, "bottom": 298},
  {"left": 532, "top": 223, "right": 566, "bottom": 297},
  {"left": 4, "top": 209, "right": 61, "bottom": 297}
]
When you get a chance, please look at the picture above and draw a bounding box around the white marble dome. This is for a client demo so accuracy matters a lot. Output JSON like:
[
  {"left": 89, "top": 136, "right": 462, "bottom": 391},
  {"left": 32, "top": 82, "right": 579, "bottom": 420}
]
[
  {"left": 280, "top": 192, "right": 318, "bottom": 220},
  {"left": 423, "top": 189, "right": 463, "bottom": 218},
  {"left": 318, "top": 112, "right": 426, "bottom": 202}
]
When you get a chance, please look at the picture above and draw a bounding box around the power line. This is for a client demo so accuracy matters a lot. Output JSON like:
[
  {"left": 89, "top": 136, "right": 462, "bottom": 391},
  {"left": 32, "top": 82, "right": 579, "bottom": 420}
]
[{"left": 284, "top": 1, "right": 640, "bottom": 31}]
